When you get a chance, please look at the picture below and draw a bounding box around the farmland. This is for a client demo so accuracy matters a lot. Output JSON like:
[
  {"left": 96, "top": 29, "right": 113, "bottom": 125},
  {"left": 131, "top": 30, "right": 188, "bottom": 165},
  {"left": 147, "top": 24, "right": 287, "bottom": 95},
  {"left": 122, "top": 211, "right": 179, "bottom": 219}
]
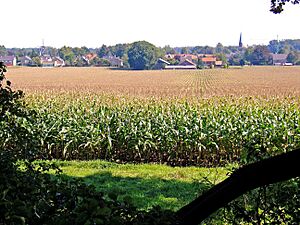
[
  {"left": 2, "top": 66, "right": 300, "bottom": 223},
  {"left": 7, "top": 66, "right": 300, "bottom": 98},
  {"left": 5, "top": 66, "right": 300, "bottom": 166}
]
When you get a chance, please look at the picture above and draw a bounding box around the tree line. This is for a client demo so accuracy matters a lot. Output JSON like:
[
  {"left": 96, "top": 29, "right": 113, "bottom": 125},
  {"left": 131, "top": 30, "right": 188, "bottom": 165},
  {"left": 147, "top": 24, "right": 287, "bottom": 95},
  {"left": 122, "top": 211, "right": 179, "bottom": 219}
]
[{"left": 1, "top": 39, "right": 300, "bottom": 69}]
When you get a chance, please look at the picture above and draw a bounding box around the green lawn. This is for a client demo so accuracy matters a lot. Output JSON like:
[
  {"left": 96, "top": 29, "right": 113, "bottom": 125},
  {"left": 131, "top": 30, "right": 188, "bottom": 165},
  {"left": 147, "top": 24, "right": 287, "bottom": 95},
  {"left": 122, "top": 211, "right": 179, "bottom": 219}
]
[{"left": 54, "top": 160, "right": 229, "bottom": 211}]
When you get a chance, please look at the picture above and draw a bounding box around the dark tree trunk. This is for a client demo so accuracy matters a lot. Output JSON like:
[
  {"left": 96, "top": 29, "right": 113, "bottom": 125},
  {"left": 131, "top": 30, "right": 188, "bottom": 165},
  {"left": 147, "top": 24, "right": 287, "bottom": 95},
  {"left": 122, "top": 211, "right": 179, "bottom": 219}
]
[{"left": 176, "top": 148, "right": 300, "bottom": 225}]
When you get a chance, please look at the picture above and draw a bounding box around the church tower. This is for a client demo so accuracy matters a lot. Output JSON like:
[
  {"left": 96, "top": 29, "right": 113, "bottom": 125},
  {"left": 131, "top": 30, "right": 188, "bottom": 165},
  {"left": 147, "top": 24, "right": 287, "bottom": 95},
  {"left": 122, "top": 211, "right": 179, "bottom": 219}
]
[{"left": 239, "top": 33, "right": 243, "bottom": 48}]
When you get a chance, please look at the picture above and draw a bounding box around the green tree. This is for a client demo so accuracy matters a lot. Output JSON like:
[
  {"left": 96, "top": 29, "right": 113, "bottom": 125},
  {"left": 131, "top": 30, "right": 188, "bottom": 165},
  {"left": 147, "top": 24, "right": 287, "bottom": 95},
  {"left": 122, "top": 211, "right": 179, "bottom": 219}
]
[
  {"left": 97, "top": 44, "right": 110, "bottom": 58},
  {"left": 127, "top": 41, "right": 162, "bottom": 70},
  {"left": 180, "top": 47, "right": 189, "bottom": 54},
  {"left": 228, "top": 53, "right": 244, "bottom": 66},
  {"left": 287, "top": 51, "right": 299, "bottom": 63},
  {"left": 59, "top": 46, "right": 76, "bottom": 66},
  {"left": 215, "top": 53, "right": 227, "bottom": 63},
  {"left": 110, "top": 43, "right": 129, "bottom": 58},
  {"left": 215, "top": 43, "right": 224, "bottom": 54},
  {"left": 0, "top": 45, "right": 7, "bottom": 56},
  {"left": 162, "top": 45, "right": 176, "bottom": 55},
  {"left": 249, "top": 45, "right": 272, "bottom": 65}
]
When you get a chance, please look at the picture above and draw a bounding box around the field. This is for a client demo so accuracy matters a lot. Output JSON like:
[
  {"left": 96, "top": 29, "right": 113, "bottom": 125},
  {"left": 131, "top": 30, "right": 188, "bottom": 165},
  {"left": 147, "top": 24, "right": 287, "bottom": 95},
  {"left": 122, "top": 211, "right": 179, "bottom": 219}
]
[
  {"left": 4, "top": 67, "right": 300, "bottom": 166},
  {"left": 7, "top": 66, "right": 300, "bottom": 98},
  {"left": 3, "top": 66, "right": 300, "bottom": 222}
]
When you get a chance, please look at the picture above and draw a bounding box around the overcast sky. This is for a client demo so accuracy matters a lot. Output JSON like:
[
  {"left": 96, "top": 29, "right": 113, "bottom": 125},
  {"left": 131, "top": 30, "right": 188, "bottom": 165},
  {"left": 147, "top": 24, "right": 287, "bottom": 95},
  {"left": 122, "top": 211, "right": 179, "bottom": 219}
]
[{"left": 2, "top": 0, "right": 300, "bottom": 48}]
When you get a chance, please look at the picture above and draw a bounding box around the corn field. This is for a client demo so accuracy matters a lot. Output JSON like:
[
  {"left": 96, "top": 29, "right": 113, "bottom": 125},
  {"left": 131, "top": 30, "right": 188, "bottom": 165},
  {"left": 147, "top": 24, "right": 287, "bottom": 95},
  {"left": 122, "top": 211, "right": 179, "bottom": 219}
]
[{"left": 2, "top": 67, "right": 300, "bottom": 166}]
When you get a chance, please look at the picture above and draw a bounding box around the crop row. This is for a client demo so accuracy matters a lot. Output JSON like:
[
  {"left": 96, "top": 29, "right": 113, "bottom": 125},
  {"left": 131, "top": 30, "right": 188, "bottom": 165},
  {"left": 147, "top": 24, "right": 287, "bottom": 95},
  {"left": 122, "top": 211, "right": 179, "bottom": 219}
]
[{"left": 1, "top": 94, "right": 300, "bottom": 166}]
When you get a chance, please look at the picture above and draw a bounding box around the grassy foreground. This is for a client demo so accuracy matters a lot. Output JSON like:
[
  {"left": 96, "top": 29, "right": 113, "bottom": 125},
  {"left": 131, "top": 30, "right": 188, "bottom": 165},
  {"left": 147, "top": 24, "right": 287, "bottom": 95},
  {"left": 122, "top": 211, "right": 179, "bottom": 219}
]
[{"left": 54, "top": 160, "right": 228, "bottom": 211}]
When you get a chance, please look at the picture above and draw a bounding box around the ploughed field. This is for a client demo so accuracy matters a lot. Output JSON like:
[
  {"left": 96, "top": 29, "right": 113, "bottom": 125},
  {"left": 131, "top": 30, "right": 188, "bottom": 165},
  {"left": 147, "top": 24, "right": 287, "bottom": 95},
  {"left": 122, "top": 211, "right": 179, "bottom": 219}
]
[{"left": 5, "top": 66, "right": 300, "bottom": 166}]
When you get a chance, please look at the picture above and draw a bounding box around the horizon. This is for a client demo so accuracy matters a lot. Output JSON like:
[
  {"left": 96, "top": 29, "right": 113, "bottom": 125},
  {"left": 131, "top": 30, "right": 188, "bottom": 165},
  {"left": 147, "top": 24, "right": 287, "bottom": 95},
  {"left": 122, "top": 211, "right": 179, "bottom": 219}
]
[{"left": 2, "top": 0, "right": 300, "bottom": 48}]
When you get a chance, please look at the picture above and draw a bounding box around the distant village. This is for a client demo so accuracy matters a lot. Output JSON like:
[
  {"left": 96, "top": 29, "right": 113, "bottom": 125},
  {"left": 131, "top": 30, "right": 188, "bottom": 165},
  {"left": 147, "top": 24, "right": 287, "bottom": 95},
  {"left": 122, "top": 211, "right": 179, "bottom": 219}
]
[
  {"left": 0, "top": 36, "right": 299, "bottom": 69},
  {"left": 0, "top": 52, "right": 293, "bottom": 69}
]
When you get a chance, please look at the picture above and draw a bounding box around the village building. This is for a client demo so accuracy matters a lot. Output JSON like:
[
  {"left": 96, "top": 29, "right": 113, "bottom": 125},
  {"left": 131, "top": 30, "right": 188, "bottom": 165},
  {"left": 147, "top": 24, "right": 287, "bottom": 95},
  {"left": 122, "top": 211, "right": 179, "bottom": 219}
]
[
  {"left": 271, "top": 53, "right": 288, "bottom": 65},
  {"left": 40, "top": 55, "right": 65, "bottom": 67},
  {"left": 103, "top": 56, "right": 124, "bottom": 67},
  {"left": 0, "top": 56, "right": 17, "bottom": 66},
  {"left": 40, "top": 55, "right": 54, "bottom": 67},
  {"left": 154, "top": 58, "right": 170, "bottom": 69},
  {"left": 215, "top": 60, "right": 223, "bottom": 67},
  {"left": 200, "top": 56, "right": 217, "bottom": 67},
  {"left": 163, "top": 53, "right": 222, "bottom": 69},
  {"left": 53, "top": 57, "right": 65, "bottom": 67},
  {"left": 82, "top": 53, "right": 97, "bottom": 65},
  {"left": 18, "top": 56, "right": 33, "bottom": 66},
  {"left": 165, "top": 59, "right": 197, "bottom": 70}
]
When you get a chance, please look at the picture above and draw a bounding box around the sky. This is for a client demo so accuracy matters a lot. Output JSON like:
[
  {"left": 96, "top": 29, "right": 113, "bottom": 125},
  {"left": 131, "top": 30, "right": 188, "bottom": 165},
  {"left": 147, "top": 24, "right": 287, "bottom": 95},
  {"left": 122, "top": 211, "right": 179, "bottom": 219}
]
[{"left": 1, "top": 0, "right": 300, "bottom": 48}]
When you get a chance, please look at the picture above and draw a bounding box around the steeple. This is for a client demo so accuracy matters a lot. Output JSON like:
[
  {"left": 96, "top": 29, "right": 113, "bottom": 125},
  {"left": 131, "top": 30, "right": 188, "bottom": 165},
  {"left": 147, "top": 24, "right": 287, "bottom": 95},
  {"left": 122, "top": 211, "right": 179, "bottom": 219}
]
[{"left": 239, "top": 33, "right": 243, "bottom": 48}]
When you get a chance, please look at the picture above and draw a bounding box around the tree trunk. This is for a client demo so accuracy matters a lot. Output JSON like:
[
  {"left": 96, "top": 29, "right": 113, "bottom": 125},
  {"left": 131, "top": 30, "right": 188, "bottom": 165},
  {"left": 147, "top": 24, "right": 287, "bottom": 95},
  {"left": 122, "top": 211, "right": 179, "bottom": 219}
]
[{"left": 176, "top": 148, "right": 300, "bottom": 225}]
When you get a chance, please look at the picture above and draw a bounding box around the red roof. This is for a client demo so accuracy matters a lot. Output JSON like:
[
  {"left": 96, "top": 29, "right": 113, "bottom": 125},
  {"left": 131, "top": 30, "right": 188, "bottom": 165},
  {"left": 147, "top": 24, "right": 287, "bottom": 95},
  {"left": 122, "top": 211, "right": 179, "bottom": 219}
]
[
  {"left": 201, "top": 57, "right": 216, "bottom": 62},
  {"left": 85, "top": 53, "right": 97, "bottom": 60}
]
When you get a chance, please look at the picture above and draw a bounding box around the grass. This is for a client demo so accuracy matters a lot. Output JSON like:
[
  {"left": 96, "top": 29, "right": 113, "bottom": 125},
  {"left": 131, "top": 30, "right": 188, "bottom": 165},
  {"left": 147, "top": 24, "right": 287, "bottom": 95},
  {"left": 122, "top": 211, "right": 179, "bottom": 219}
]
[{"left": 54, "top": 160, "right": 229, "bottom": 211}]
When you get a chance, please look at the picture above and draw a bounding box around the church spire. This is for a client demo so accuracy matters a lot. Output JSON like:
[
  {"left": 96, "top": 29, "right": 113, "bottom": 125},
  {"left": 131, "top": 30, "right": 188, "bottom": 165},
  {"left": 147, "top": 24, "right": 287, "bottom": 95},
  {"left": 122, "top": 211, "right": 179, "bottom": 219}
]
[{"left": 239, "top": 33, "right": 243, "bottom": 48}]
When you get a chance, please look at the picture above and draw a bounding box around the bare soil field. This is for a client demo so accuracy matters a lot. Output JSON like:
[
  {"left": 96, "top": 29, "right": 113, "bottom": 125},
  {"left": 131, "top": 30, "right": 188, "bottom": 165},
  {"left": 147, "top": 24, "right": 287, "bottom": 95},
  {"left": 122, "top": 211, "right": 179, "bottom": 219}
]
[{"left": 6, "top": 66, "right": 300, "bottom": 98}]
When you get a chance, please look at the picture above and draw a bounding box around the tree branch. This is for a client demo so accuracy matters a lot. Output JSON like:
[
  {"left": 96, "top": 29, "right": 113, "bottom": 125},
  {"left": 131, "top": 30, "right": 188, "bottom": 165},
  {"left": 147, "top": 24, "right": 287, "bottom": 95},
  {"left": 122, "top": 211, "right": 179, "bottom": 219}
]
[{"left": 176, "top": 148, "right": 300, "bottom": 225}]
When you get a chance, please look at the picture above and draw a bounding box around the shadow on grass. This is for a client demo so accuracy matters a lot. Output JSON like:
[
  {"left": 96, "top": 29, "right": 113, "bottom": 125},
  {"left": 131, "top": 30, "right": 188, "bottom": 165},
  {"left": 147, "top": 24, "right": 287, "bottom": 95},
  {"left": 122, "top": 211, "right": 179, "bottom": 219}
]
[{"left": 60, "top": 171, "right": 212, "bottom": 211}]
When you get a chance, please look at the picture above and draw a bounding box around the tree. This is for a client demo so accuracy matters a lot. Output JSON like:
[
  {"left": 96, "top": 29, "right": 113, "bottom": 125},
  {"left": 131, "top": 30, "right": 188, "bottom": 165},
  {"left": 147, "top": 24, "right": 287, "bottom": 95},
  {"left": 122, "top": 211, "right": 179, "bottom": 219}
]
[
  {"left": 249, "top": 45, "right": 272, "bottom": 65},
  {"left": 97, "top": 44, "right": 110, "bottom": 58},
  {"left": 270, "top": 0, "right": 300, "bottom": 13},
  {"left": 127, "top": 41, "right": 162, "bottom": 70},
  {"left": 243, "top": 46, "right": 254, "bottom": 65},
  {"left": 162, "top": 45, "right": 176, "bottom": 55},
  {"left": 177, "top": 149, "right": 300, "bottom": 225},
  {"left": 180, "top": 47, "right": 189, "bottom": 54},
  {"left": 110, "top": 43, "right": 130, "bottom": 58},
  {"left": 215, "top": 53, "right": 227, "bottom": 64},
  {"left": 59, "top": 46, "right": 76, "bottom": 66},
  {"left": 287, "top": 50, "right": 299, "bottom": 63},
  {"left": 215, "top": 43, "right": 224, "bottom": 54},
  {"left": 0, "top": 45, "right": 7, "bottom": 56},
  {"left": 228, "top": 52, "right": 244, "bottom": 66}
]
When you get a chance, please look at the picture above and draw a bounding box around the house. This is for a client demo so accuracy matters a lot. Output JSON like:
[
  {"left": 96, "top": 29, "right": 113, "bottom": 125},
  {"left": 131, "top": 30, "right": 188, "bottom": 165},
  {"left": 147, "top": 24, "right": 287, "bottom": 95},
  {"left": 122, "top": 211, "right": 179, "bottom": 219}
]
[
  {"left": 154, "top": 58, "right": 170, "bottom": 69},
  {"left": 40, "top": 55, "right": 54, "bottom": 67},
  {"left": 82, "top": 53, "right": 97, "bottom": 65},
  {"left": 0, "top": 56, "right": 17, "bottom": 66},
  {"left": 103, "top": 56, "right": 123, "bottom": 67},
  {"left": 174, "top": 54, "right": 198, "bottom": 63},
  {"left": 215, "top": 61, "right": 223, "bottom": 67},
  {"left": 179, "top": 59, "right": 196, "bottom": 67},
  {"left": 53, "top": 57, "right": 65, "bottom": 67},
  {"left": 165, "top": 59, "right": 197, "bottom": 70},
  {"left": 18, "top": 56, "right": 33, "bottom": 66},
  {"left": 271, "top": 54, "right": 288, "bottom": 65},
  {"left": 200, "top": 56, "right": 217, "bottom": 67}
]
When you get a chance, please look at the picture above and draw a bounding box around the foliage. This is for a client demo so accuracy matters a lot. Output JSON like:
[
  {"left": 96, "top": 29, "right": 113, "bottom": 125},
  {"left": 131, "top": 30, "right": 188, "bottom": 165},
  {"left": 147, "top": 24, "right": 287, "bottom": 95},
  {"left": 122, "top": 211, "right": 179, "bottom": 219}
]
[
  {"left": 248, "top": 45, "right": 272, "bottom": 65},
  {"left": 287, "top": 51, "right": 299, "bottom": 63},
  {"left": 220, "top": 179, "right": 300, "bottom": 224},
  {"left": 0, "top": 45, "right": 8, "bottom": 56},
  {"left": 270, "top": 0, "right": 300, "bottom": 13},
  {"left": 59, "top": 46, "right": 76, "bottom": 66},
  {"left": 9, "top": 94, "right": 299, "bottom": 166},
  {"left": 97, "top": 45, "right": 111, "bottom": 58},
  {"left": 128, "top": 41, "right": 162, "bottom": 70}
]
